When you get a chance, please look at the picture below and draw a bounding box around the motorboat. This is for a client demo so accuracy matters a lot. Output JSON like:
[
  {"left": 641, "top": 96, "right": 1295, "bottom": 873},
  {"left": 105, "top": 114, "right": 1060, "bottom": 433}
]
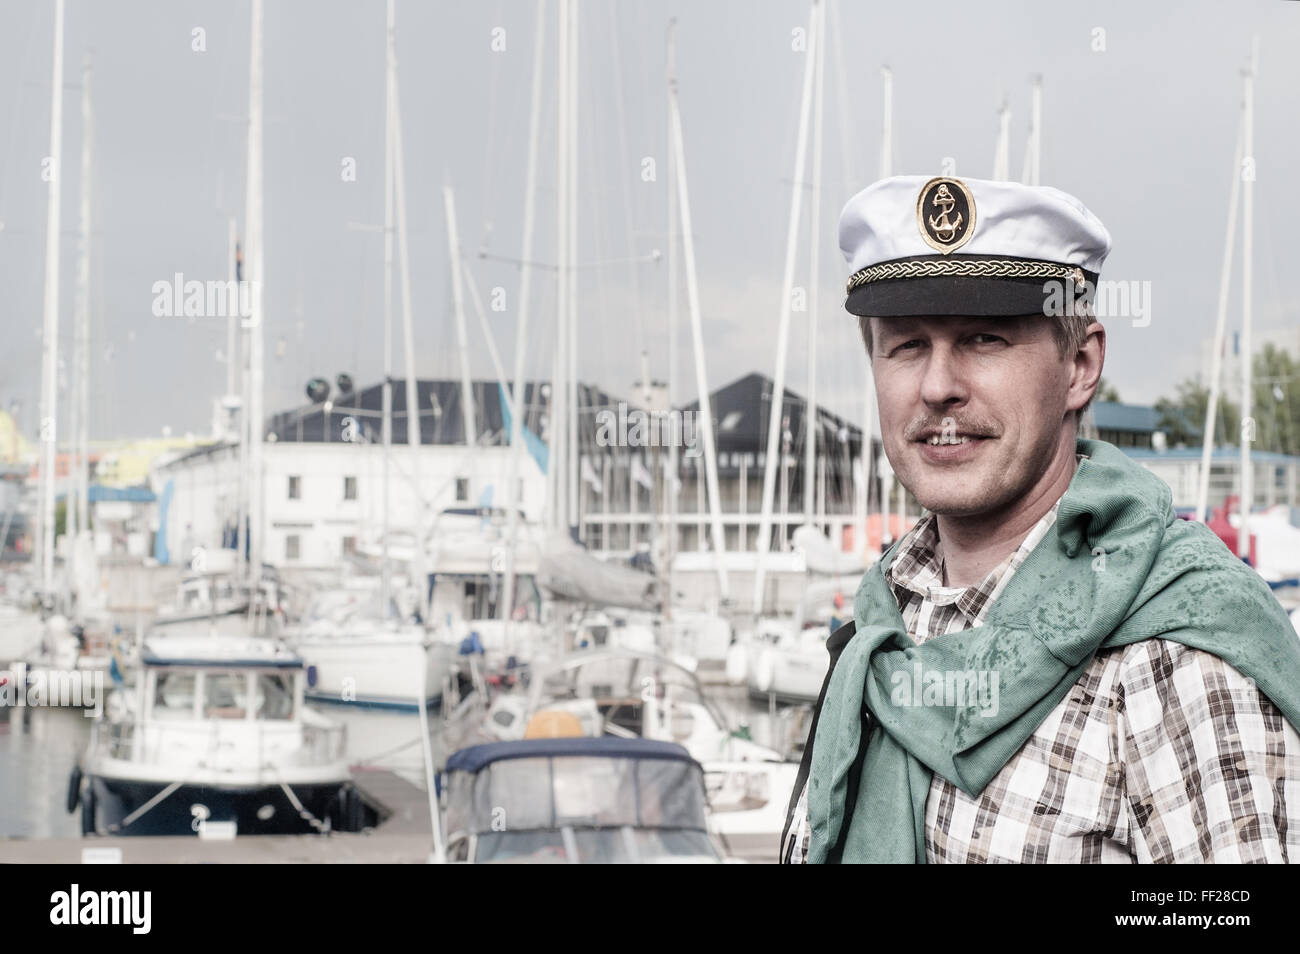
[
  {"left": 442, "top": 736, "right": 722, "bottom": 863},
  {"left": 69, "top": 632, "right": 365, "bottom": 836},
  {"left": 441, "top": 648, "right": 797, "bottom": 857}
]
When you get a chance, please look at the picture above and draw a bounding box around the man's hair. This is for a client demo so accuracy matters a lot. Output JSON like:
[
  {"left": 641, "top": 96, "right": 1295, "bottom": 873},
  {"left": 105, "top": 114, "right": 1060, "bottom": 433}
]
[{"left": 857, "top": 313, "right": 1100, "bottom": 420}]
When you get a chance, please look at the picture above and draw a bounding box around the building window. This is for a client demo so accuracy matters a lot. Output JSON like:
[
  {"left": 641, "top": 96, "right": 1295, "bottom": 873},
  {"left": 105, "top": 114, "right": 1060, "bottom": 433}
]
[
  {"left": 285, "top": 534, "right": 301, "bottom": 561},
  {"left": 343, "top": 475, "right": 357, "bottom": 500},
  {"left": 342, "top": 535, "right": 356, "bottom": 556},
  {"left": 456, "top": 477, "right": 469, "bottom": 502},
  {"left": 288, "top": 475, "right": 301, "bottom": 500}
]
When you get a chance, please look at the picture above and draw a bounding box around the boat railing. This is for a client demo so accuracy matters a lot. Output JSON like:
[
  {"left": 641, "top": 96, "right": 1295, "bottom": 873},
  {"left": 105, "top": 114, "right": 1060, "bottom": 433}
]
[{"left": 91, "top": 717, "right": 347, "bottom": 768}]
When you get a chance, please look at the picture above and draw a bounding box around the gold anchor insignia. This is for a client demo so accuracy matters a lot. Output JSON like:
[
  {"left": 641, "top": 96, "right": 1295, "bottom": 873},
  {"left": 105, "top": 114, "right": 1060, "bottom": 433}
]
[
  {"left": 916, "top": 177, "right": 976, "bottom": 253},
  {"left": 928, "top": 185, "right": 962, "bottom": 241}
]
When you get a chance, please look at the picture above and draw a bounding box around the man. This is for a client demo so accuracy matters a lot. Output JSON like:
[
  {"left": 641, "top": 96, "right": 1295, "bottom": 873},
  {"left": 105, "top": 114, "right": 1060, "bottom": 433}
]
[{"left": 780, "top": 175, "right": 1300, "bottom": 864}]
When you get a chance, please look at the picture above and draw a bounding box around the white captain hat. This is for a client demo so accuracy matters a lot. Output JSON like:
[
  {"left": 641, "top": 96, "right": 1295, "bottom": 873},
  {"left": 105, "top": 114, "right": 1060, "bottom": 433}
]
[{"left": 839, "top": 175, "right": 1112, "bottom": 318}]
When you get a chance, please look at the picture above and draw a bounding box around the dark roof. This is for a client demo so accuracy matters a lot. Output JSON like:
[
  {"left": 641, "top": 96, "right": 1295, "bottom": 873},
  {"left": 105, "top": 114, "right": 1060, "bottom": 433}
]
[
  {"left": 678, "top": 371, "right": 865, "bottom": 457},
  {"left": 444, "top": 737, "right": 698, "bottom": 774},
  {"left": 267, "top": 379, "right": 636, "bottom": 447},
  {"left": 1090, "top": 401, "right": 1162, "bottom": 434}
]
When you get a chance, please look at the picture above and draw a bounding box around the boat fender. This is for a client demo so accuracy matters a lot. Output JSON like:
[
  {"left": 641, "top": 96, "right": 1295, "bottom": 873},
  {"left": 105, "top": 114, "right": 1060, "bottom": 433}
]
[
  {"left": 79, "top": 785, "right": 96, "bottom": 836},
  {"left": 66, "top": 764, "right": 82, "bottom": 814}
]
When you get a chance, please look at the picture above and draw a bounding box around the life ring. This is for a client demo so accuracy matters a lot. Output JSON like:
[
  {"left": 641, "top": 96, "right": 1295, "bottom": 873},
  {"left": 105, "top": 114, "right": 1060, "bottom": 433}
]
[{"left": 66, "top": 765, "right": 82, "bottom": 814}]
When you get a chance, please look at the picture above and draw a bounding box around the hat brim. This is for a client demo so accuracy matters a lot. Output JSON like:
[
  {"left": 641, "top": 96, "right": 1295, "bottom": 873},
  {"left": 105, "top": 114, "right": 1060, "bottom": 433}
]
[{"left": 845, "top": 270, "right": 1099, "bottom": 319}]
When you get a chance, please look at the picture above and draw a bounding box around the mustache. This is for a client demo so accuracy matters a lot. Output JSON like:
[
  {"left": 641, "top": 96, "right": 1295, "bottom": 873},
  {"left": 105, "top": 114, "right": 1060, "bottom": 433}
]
[{"left": 903, "top": 415, "right": 1001, "bottom": 441}]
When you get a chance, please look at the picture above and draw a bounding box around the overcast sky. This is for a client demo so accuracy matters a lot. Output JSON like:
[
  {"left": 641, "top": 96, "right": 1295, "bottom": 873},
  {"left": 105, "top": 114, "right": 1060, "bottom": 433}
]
[{"left": 1, "top": 0, "right": 1296, "bottom": 442}]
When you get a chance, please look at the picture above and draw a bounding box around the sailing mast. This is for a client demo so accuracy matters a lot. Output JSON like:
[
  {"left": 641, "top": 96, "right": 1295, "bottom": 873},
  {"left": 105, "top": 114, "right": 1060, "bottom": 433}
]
[
  {"left": 551, "top": 0, "right": 570, "bottom": 533},
  {"left": 69, "top": 52, "right": 93, "bottom": 610},
  {"left": 566, "top": 0, "right": 579, "bottom": 537},
  {"left": 244, "top": 0, "right": 266, "bottom": 598},
  {"left": 1238, "top": 38, "right": 1258, "bottom": 559},
  {"left": 1020, "top": 76, "right": 1042, "bottom": 186},
  {"left": 802, "top": 0, "right": 826, "bottom": 527},
  {"left": 992, "top": 99, "right": 1011, "bottom": 180},
  {"left": 381, "top": 0, "right": 396, "bottom": 611},
  {"left": 857, "top": 66, "right": 889, "bottom": 556},
  {"left": 665, "top": 20, "right": 679, "bottom": 617},
  {"left": 36, "top": 0, "right": 65, "bottom": 600},
  {"left": 1194, "top": 115, "right": 1244, "bottom": 524},
  {"left": 498, "top": 0, "right": 546, "bottom": 651},
  {"left": 389, "top": 27, "right": 434, "bottom": 620},
  {"left": 753, "top": 0, "right": 820, "bottom": 614},
  {"left": 667, "top": 23, "right": 729, "bottom": 601},
  {"left": 442, "top": 188, "right": 476, "bottom": 448}
]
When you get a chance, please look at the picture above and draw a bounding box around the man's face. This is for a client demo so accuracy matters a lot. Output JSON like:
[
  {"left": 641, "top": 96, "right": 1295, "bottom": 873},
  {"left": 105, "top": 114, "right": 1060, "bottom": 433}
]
[{"left": 870, "top": 315, "right": 1077, "bottom": 517}]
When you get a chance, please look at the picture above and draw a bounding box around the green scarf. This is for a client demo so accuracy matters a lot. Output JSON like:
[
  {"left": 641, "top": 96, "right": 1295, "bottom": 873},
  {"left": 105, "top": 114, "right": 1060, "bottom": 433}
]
[{"left": 807, "top": 438, "right": 1300, "bottom": 864}]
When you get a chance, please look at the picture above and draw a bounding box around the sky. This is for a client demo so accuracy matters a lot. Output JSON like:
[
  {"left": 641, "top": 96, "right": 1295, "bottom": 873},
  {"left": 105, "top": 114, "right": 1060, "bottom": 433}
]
[{"left": 0, "top": 0, "right": 1297, "bottom": 443}]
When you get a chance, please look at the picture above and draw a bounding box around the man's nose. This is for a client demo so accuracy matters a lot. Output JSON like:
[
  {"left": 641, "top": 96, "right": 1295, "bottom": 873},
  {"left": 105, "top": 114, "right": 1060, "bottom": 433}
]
[{"left": 918, "top": 344, "right": 969, "bottom": 409}]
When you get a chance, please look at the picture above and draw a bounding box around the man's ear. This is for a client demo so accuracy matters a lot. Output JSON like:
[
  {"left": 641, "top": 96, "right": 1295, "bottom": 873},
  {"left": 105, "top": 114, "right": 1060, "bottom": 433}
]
[{"left": 1066, "top": 320, "right": 1106, "bottom": 413}]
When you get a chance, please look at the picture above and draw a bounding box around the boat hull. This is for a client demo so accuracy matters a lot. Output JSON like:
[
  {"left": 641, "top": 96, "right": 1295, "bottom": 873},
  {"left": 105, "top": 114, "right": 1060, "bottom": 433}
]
[
  {"left": 82, "top": 775, "right": 365, "bottom": 836},
  {"left": 297, "top": 637, "right": 448, "bottom": 711}
]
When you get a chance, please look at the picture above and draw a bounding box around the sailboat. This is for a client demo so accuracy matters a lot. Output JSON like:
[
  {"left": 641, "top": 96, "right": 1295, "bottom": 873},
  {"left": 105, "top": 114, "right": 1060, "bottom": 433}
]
[{"left": 282, "top": 1, "right": 453, "bottom": 711}]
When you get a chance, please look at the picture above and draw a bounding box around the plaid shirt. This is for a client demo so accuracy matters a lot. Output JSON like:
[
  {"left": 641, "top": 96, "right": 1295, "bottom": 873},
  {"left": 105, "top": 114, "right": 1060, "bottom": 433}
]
[{"left": 785, "top": 495, "right": 1300, "bottom": 863}]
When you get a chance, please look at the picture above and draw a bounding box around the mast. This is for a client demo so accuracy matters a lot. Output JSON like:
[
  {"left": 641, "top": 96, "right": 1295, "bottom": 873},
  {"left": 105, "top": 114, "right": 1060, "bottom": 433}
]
[
  {"left": 390, "top": 47, "right": 433, "bottom": 620},
  {"left": 381, "top": 0, "right": 396, "bottom": 610},
  {"left": 803, "top": 0, "right": 826, "bottom": 526},
  {"left": 753, "top": 0, "right": 820, "bottom": 613},
  {"left": 667, "top": 29, "right": 729, "bottom": 600},
  {"left": 859, "top": 66, "right": 889, "bottom": 556},
  {"left": 244, "top": 0, "right": 266, "bottom": 591},
  {"left": 498, "top": 0, "right": 546, "bottom": 648},
  {"left": 235, "top": 238, "right": 249, "bottom": 586},
  {"left": 665, "top": 20, "right": 679, "bottom": 616},
  {"left": 442, "top": 187, "right": 476, "bottom": 447},
  {"left": 36, "top": 0, "right": 65, "bottom": 598},
  {"left": 70, "top": 53, "right": 92, "bottom": 587},
  {"left": 1195, "top": 115, "right": 1244, "bottom": 524},
  {"left": 551, "top": 0, "right": 570, "bottom": 532},
  {"left": 566, "top": 0, "right": 579, "bottom": 537},
  {"left": 993, "top": 98, "right": 1011, "bottom": 180},
  {"left": 226, "top": 218, "right": 238, "bottom": 402},
  {"left": 1238, "top": 38, "right": 1258, "bottom": 558},
  {"left": 1020, "top": 76, "right": 1042, "bottom": 186}
]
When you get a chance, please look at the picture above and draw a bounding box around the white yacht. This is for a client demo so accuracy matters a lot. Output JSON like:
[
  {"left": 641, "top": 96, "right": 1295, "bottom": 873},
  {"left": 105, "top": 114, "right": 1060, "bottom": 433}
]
[{"left": 69, "top": 632, "right": 364, "bottom": 836}]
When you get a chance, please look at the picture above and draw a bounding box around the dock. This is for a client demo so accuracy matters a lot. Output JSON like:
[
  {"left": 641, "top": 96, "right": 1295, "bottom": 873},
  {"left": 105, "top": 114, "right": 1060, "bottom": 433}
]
[{"left": 0, "top": 770, "right": 435, "bottom": 864}]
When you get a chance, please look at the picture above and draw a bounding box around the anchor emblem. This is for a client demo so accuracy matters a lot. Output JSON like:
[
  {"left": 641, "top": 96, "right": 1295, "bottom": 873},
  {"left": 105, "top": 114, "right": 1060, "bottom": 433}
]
[
  {"left": 928, "top": 185, "right": 963, "bottom": 242},
  {"left": 916, "top": 177, "right": 976, "bottom": 253}
]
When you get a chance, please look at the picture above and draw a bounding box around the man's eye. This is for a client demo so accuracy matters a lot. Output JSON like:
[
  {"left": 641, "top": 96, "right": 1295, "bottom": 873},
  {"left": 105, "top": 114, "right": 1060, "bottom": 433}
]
[
  {"left": 970, "top": 333, "right": 1005, "bottom": 345},
  {"left": 894, "top": 339, "right": 923, "bottom": 352}
]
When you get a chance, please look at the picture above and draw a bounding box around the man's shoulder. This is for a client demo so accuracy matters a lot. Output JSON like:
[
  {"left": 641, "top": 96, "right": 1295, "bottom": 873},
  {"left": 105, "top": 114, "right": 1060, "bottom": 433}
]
[{"left": 1098, "top": 638, "right": 1273, "bottom": 720}]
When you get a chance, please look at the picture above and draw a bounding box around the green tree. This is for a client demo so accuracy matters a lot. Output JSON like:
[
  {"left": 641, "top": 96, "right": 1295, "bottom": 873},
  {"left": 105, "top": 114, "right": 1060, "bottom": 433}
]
[
  {"left": 1249, "top": 344, "right": 1300, "bottom": 457},
  {"left": 1154, "top": 377, "right": 1240, "bottom": 449},
  {"left": 1095, "top": 377, "right": 1121, "bottom": 403}
]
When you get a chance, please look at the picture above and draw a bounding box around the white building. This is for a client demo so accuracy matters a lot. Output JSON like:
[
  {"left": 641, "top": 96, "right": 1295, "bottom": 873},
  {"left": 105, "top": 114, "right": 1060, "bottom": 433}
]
[{"left": 152, "top": 378, "right": 546, "bottom": 571}]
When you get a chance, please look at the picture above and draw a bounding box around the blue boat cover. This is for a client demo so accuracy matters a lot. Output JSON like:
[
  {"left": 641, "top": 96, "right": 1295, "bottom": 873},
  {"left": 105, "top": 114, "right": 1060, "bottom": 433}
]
[{"left": 445, "top": 736, "right": 697, "bottom": 774}]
